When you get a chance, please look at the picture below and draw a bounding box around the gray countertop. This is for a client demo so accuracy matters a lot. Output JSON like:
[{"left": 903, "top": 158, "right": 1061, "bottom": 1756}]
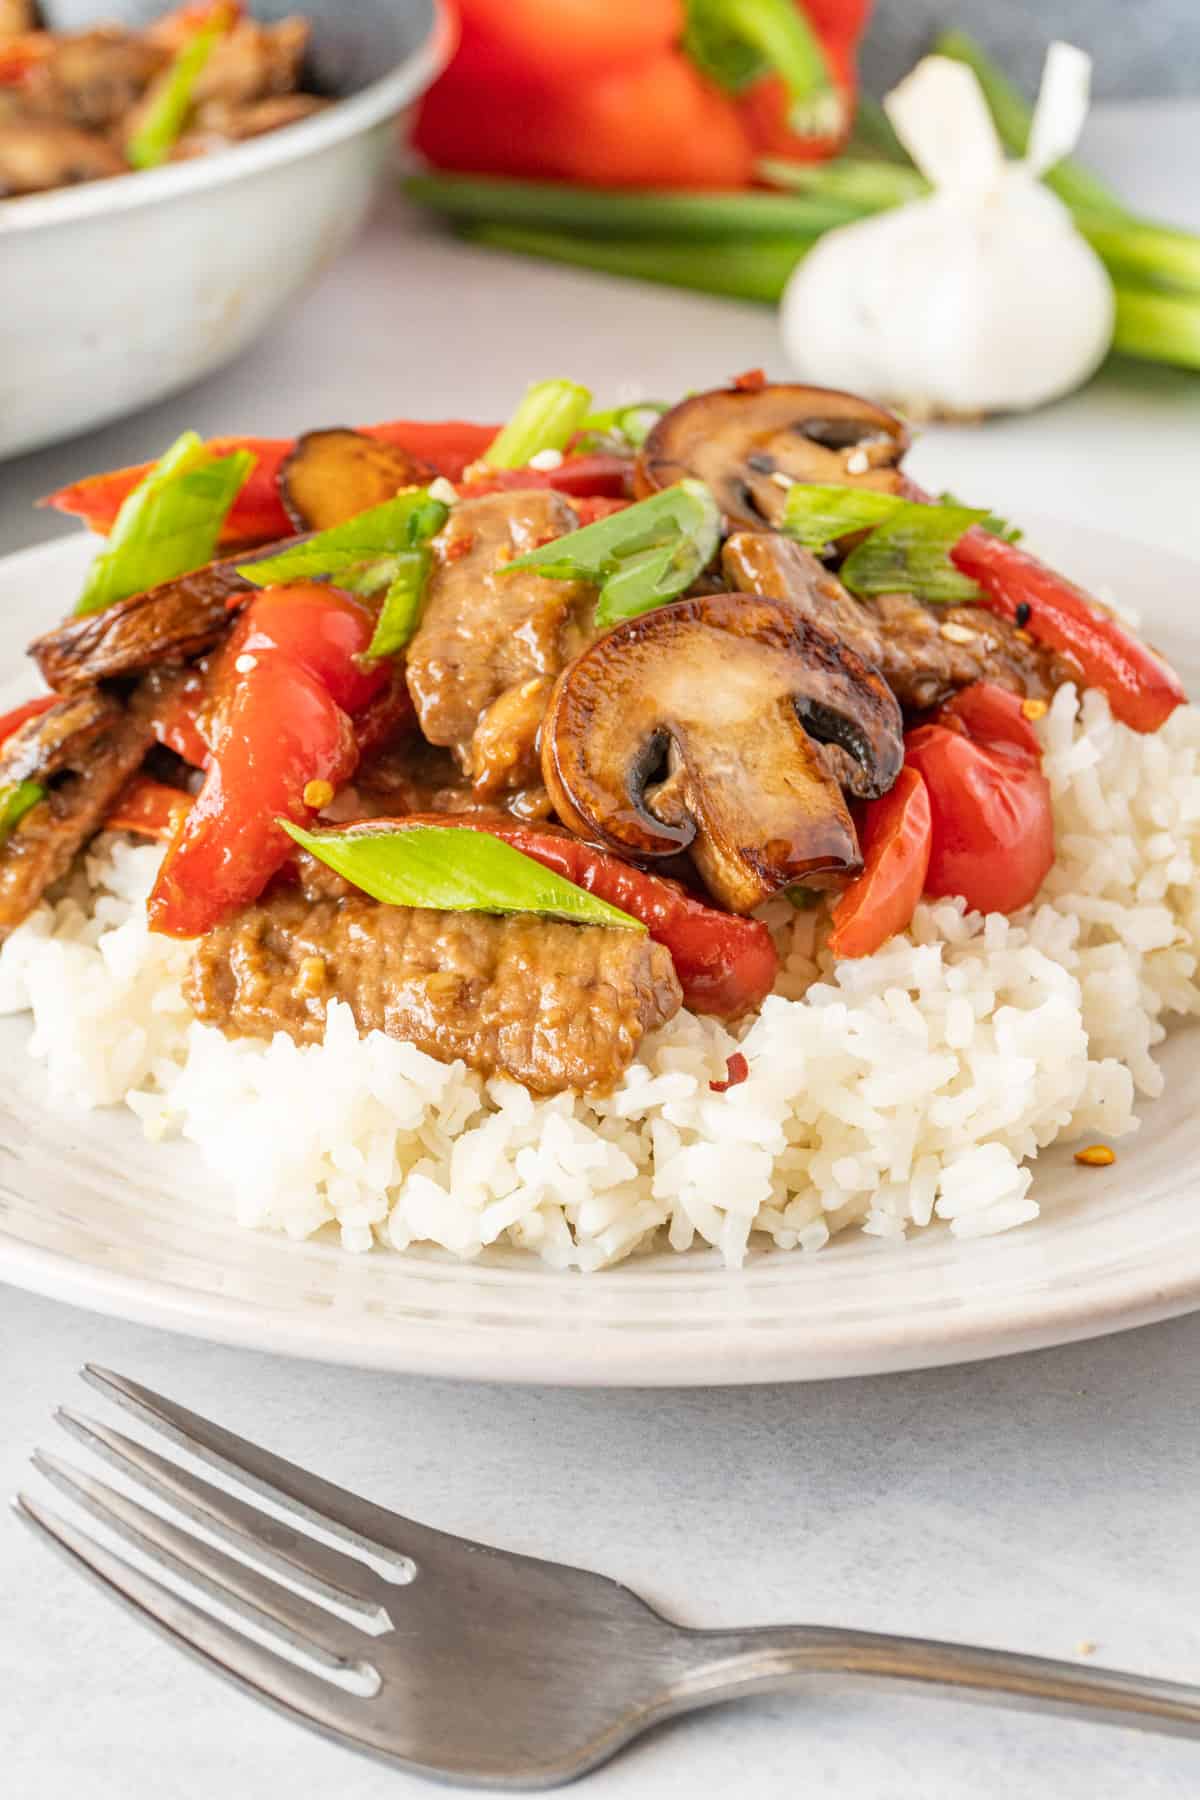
[{"left": 3, "top": 98, "right": 1200, "bottom": 1800}]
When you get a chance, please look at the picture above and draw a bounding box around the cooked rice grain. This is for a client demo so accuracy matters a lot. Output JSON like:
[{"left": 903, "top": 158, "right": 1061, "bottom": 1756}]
[{"left": 2, "top": 683, "right": 1198, "bottom": 1268}]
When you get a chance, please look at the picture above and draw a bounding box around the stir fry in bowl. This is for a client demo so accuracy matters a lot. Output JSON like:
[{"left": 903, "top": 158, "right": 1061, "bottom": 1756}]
[
  {"left": 0, "top": 1, "right": 325, "bottom": 195},
  {"left": 1, "top": 375, "right": 1196, "bottom": 1266}
]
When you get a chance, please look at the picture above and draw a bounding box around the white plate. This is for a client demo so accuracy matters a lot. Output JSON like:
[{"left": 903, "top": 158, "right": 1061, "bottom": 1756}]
[{"left": 1, "top": 521, "right": 1198, "bottom": 1384}]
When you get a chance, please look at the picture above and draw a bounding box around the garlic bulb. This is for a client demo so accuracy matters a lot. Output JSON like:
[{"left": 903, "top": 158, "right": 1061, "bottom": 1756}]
[{"left": 780, "top": 44, "right": 1115, "bottom": 417}]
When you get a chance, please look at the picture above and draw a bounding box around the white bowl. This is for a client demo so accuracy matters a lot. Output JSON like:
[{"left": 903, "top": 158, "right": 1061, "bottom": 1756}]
[{"left": 0, "top": 0, "right": 451, "bottom": 459}]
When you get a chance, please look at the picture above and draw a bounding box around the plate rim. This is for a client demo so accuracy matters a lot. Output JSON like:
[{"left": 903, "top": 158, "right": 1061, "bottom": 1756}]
[{"left": 2, "top": 518, "right": 1199, "bottom": 1384}]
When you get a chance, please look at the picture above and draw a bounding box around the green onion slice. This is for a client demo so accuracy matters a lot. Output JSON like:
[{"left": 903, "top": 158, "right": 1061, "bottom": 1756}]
[
  {"left": 237, "top": 492, "right": 449, "bottom": 657},
  {"left": 781, "top": 483, "right": 906, "bottom": 552},
  {"left": 507, "top": 479, "right": 720, "bottom": 627},
  {"left": 0, "top": 779, "right": 45, "bottom": 845},
  {"left": 840, "top": 503, "right": 990, "bottom": 603},
  {"left": 783, "top": 486, "right": 994, "bottom": 604},
  {"left": 126, "top": 4, "right": 234, "bottom": 172},
  {"left": 578, "top": 401, "right": 668, "bottom": 450},
  {"left": 281, "top": 821, "right": 643, "bottom": 931},
  {"left": 76, "top": 433, "right": 255, "bottom": 617},
  {"left": 483, "top": 379, "right": 593, "bottom": 470}
]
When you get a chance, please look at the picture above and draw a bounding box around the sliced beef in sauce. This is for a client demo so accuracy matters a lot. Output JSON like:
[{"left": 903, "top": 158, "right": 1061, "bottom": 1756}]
[
  {"left": 405, "top": 491, "right": 594, "bottom": 795},
  {"left": 722, "top": 531, "right": 1065, "bottom": 712},
  {"left": 30, "top": 555, "right": 257, "bottom": 692},
  {"left": 0, "top": 674, "right": 177, "bottom": 941},
  {"left": 187, "top": 891, "right": 682, "bottom": 1094}
]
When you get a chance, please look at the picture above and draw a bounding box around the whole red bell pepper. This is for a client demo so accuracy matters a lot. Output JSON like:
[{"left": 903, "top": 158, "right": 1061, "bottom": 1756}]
[
  {"left": 950, "top": 530, "right": 1186, "bottom": 735},
  {"left": 379, "top": 814, "right": 779, "bottom": 1017},
  {"left": 147, "top": 586, "right": 387, "bottom": 938},
  {"left": 415, "top": 1, "right": 864, "bottom": 189}
]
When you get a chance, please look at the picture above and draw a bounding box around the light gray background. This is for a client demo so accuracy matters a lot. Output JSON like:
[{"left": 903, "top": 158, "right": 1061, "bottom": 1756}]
[
  {"left": 865, "top": 0, "right": 1200, "bottom": 96},
  {"left": 1, "top": 71, "right": 1199, "bottom": 1800}
]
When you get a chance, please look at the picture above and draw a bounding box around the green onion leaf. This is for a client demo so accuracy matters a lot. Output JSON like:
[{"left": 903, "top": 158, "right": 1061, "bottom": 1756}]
[
  {"left": 363, "top": 548, "right": 434, "bottom": 661},
  {"left": 938, "top": 491, "right": 1023, "bottom": 544},
  {"left": 0, "top": 779, "right": 45, "bottom": 845},
  {"left": 781, "top": 484, "right": 906, "bottom": 552},
  {"left": 280, "top": 820, "right": 643, "bottom": 931},
  {"left": 506, "top": 479, "right": 720, "bottom": 628},
  {"left": 483, "top": 379, "right": 593, "bottom": 470},
  {"left": 684, "top": 0, "right": 840, "bottom": 136},
  {"left": 578, "top": 401, "right": 668, "bottom": 451},
  {"left": 839, "top": 502, "right": 990, "bottom": 603},
  {"left": 126, "top": 4, "right": 233, "bottom": 171},
  {"left": 237, "top": 492, "right": 449, "bottom": 655},
  {"left": 75, "top": 433, "right": 255, "bottom": 617}
]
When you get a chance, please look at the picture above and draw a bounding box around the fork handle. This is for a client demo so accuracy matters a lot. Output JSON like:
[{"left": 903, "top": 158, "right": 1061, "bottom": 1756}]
[{"left": 669, "top": 1625, "right": 1200, "bottom": 1740}]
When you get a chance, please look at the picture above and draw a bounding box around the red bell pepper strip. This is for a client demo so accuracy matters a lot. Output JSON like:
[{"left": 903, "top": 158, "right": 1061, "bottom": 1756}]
[
  {"left": 39, "top": 421, "right": 501, "bottom": 546},
  {"left": 459, "top": 454, "right": 632, "bottom": 502},
  {"left": 377, "top": 814, "right": 779, "bottom": 1017},
  {"left": 904, "top": 683, "right": 1055, "bottom": 918},
  {"left": 147, "top": 586, "right": 384, "bottom": 937},
  {"left": 827, "top": 765, "right": 932, "bottom": 959},
  {"left": 105, "top": 777, "right": 193, "bottom": 843},
  {"left": 950, "top": 530, "right": 1186, "bottom": 735},
  {"left": 148, "top": 655, "right": 357, "bottom": 937},
  {"left": 0, "top": 695, "right": 56, "bottom": 750},
  {"left": 352, "top": 672, "right": 419, "bottom": 762}
]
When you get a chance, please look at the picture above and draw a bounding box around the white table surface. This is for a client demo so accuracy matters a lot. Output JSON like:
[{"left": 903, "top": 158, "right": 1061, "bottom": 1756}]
[{"left": 3, "top": 100, "right": 1200, "bottom": 1799}]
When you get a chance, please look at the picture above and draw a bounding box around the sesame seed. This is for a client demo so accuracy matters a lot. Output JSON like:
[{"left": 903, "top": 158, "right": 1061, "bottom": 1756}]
[
  {"left": 1022, "top": 697, "right": 1048, "bottom": 721},
  {"left": 234, "top": 653, "right": 257, "bottom": 674},
  {"left": 1074, "top": 1144, "right": 1116, "bottom": 1168},
  {"left": 426, "top": 476, "right": 458, "bottom": 505},
  {"left": 1014, "top": 627, "right": 1034, "bottom": 645},
  {"left": 939, "top": 621, "right": 977, "bottom": 645},
  {"left": 1077, "top": 1640, "right": 1097, "bottom": 1657},
  {"left": 303, "top": 779, "right": 335, "bottom": 810},
  {"left": 527, "top": 448, "right": 564, "bottom": 471},
  {"left": 769, "top": 470, "right": 795, "bottom": 491},
  {"left": 845, "top": 449, "right": 870, "bottom": 474}
]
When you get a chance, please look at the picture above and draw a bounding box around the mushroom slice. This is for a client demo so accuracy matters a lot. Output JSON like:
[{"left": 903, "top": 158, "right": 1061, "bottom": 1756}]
[
  {"left": 635, "top": 383, "right": 909, "bottom": 530},
  {"left": 541, "top": 592, "right": 905, "bottom": 914},
  {"left": 279, "top": 429, "right": 435, "bottom": 532}
]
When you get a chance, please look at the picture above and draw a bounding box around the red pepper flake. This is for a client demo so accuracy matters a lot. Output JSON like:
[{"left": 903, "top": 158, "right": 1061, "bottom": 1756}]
[
  {"left": 443, "top": 531, "right": 474, "bottom": 562},
  {"left": 729, "top": 368, "right": 767, "bottom": 392},
  {"left": 710, "top": 1052, "right": 749, "bottom": 1093}
]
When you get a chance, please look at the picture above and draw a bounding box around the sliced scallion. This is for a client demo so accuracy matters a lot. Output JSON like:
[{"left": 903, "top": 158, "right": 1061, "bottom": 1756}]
[
  {"left": 280, "top": 820, "right": 643, "bottom": 930},
  {"left": 483, "top": 379, "right": 593, "bottom": 470}
]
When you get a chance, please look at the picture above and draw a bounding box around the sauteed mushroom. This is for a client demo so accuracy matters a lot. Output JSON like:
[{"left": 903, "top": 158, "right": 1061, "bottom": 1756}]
[
  {"left": 635, "top": 382, "right": 909, "bottom": 530},
  {"left": 541, "top": 592, "right": 905, "bottom": 913},
  {"left": 280, "top": 429, "right": 436, "bottom": 532}
]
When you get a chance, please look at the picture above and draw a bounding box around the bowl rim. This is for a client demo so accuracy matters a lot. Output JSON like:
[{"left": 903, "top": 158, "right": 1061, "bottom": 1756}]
[{"left": 0, "top": 0, "right": 453, "bottom": 236}]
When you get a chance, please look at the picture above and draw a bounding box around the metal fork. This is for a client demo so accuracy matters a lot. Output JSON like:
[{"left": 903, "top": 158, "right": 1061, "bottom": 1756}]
[{"left": 14, "top": 1368, "right": 1200, "bottom": 1788}]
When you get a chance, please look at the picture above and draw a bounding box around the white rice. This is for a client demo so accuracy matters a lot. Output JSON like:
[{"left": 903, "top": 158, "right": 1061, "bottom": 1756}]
[{"left": 2, "top": 682, "right": 1198, "bottom": 1269}]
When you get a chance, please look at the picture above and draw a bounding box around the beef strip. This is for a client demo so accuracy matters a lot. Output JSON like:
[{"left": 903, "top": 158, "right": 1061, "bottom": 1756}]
[
  {"left": 30, "top": 555, "right": 260, "bottom": 692},
  {"left": 405, "top": 492, "right": 595, "bottom": 794},
  {"left": 0, "top": 674, "right": 176, "bottom": 941},
  {"left": 722, "top": 531, "right": 1066, "bottom": 712},
  {"left": 187, "top": 891, "right": 682, "bottom": 1094},
  {"left": 22, "top": 29, "right": 167, "bottom": 131}
]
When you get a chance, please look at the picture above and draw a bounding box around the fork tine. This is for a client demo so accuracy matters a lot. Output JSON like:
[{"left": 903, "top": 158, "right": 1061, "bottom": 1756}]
[
  {"left": 55, "top": 1408, "right": 393, "bottom": 1615},
  {"left": 13, "top": 1494, "right": 394, "bottom": 1762},
  {"left": 83, "top": 1366, "right": 445, "bottom": 1566},
  {"left": 31, "top": 1450, "right": 387, "bottom": 1666}
]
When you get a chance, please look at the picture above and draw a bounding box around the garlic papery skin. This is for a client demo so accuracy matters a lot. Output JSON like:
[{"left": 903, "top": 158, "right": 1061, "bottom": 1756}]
[{"left": 780, "top": 45, "right": 1116, "bottom": 417}]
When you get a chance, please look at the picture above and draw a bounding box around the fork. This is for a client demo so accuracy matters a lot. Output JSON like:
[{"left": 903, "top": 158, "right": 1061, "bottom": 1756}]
[{"left": 14, "top": 1368, "right": 1200, "bottom": 1789}]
